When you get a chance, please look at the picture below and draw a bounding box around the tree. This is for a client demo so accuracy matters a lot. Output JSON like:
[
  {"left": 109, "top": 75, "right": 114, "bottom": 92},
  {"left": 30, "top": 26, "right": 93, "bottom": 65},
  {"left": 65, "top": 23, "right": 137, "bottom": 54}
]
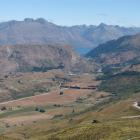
[
  {"left": 35, "top": 107, "right": 39, "bottom": 111},
  {"left": 92, "top": 120, "right": 99, "bottom": 124},
  {"left": 60, "top": 91, "right": 64, "bottom": 95},
  {"left": 39, "top": 109, "right": 45, "bottom": 113}
]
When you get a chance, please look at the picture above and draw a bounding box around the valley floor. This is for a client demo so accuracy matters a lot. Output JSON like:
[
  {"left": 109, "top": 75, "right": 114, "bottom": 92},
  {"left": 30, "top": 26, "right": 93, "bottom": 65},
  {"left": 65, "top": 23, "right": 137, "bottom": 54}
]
[{"left": 0, "top": 70, "right": 140, "bottom": 140}]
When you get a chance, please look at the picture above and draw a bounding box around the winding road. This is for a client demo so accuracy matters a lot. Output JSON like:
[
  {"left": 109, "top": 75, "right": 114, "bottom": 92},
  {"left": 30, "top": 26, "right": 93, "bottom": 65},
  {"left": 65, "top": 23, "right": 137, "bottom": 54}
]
[
  {"left": 0, "top": 91, "right": 52, "bottom": 106},
  {"left": 133, "top": 102, "right": 140, "bottom": 110},
  {"left": 121, "top": 102, "right": 140, "bottom": 119}
]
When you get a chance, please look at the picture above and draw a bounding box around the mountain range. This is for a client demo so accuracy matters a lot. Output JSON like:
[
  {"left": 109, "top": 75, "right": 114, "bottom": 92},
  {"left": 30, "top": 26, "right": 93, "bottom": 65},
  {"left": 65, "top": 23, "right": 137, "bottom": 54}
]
[
  {"left": 0, "top": 18, "right": 140, "bottom": 54},
  {"left": 0, "top": 18, "right": 140, "bottom": 74}
]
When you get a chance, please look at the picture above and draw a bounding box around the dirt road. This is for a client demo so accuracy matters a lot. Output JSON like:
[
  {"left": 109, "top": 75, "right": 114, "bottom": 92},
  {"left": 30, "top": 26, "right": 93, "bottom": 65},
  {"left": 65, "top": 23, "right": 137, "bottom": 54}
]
[
  {"left": 0, "top": 88, "right": 92, "bottom": 107},
  {"left": 121, "top": 102, "right": 140, "bottom": 119},
  {"left": 133, "top": 102, "right": 140, "bottom": 110}
]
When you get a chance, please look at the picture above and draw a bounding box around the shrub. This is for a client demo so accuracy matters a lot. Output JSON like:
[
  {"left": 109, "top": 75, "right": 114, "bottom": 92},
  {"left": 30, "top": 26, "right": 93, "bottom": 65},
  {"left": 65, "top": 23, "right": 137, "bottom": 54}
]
[
  {"left": 60, "top": 91, "right": 64, "bottom": 95},
  {"left": 35, "top": 107, "right": 39, "bottom": 111},
  {"left": 39, "top": 109, "right": 45, "bottom": 113}
]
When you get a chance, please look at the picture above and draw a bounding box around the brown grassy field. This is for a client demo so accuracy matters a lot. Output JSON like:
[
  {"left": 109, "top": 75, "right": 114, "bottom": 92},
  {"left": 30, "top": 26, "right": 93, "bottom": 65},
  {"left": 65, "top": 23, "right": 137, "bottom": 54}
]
[
  {"left": 0, "top": 71, "right": 140, "bottom": 140},
  {"left": 1, "top": 94, "right": 140, "bottom": 140},
  {"left": 0, "top": 71, "right": 105, "bottom": 133}
]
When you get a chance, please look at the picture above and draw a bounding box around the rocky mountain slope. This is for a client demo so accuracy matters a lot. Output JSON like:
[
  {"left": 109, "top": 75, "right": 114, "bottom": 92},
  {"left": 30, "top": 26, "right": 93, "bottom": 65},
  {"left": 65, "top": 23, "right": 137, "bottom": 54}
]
[
  {"left": 86, "top": 34, "right": 140, "bottom": 70},
  {"left": 0, "top": 44, "right": 95, "bottom": 75},
  {"left": 0, "top": 18, "right": 140, "bottom": 54}
]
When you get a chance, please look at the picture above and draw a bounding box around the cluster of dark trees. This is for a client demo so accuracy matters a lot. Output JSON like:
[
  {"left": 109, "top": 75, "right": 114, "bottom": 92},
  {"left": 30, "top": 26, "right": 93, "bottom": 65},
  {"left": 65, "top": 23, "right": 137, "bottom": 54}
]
[{"left": 35, "top": 107, "right": 45, "bottom": 113}]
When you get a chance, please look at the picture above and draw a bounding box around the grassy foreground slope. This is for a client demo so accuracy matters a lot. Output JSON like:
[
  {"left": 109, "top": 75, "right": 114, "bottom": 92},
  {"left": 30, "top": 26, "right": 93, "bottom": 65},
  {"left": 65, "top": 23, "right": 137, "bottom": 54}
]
[
  {"left": 44, "top": 120, "right": 140, "bottom": 140},
  {"left": 1, "top": 95, "right": 140, "bottom": 140}
]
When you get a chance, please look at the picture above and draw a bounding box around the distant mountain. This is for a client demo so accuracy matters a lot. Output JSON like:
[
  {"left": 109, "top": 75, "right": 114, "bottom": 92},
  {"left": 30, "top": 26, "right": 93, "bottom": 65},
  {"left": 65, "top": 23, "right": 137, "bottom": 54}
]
[
  {"left": 0, "top": 44, "right": 95, "bottom": 74},
  {"left": 0, "top": 18, "right": 140, "bottom": 54}
]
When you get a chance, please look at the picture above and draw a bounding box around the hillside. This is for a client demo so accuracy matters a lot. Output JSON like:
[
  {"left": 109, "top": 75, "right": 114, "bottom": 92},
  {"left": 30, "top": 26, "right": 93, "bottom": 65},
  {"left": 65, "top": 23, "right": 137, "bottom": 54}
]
[
  {"left": 99, "top": 71, "right": 140, "bottom": 99},
  {"left": 0, "top": 19, "right": 140, "bottom": 54},
  {"left": 0, "top": 44, "right": 96, "bottom": 75},
  {"left": 1, "top": 82, "right": 140, "bottom": 140},
  {"left": 86, "top": 34, "right": 140, "bottom": 72},
  {"left": 0, "top": 63, "right": 140, "bottom": 140}
]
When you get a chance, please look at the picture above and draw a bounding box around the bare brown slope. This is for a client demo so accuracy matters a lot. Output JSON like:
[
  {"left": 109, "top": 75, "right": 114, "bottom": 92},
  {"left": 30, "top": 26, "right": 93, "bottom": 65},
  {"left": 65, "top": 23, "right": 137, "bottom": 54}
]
[{"left": 0, "top": 44, "right": 95, "bottom": 74}]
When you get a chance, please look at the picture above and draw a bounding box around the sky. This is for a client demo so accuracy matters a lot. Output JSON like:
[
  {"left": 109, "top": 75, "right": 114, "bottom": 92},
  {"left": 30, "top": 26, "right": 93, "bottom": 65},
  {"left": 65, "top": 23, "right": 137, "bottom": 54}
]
[{"left": 0, "top": 0, "right": 140, "bottom": 27}]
